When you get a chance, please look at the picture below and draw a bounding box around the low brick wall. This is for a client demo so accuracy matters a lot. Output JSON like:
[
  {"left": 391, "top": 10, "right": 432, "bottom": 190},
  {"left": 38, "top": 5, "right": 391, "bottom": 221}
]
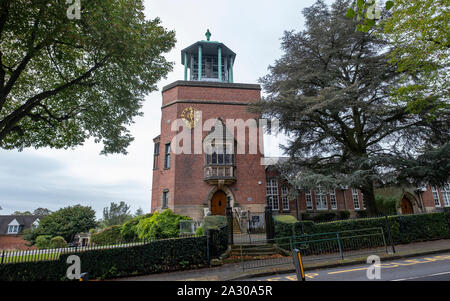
[{"left": 0, "top": 235, "right": 36, "bottom": 251}]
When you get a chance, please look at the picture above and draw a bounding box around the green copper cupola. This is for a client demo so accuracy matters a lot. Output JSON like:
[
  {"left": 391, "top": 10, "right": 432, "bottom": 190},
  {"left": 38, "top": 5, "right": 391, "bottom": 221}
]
[{"left": 181, "top": 30, "right": 236, "bottom": 83}]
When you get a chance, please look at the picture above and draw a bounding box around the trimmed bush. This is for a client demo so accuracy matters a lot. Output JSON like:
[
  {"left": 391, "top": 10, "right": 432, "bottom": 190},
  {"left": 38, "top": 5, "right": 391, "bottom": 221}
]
[
  {"left": 35, "top": 235, "right": 52, "bottom": 249},
  {"left": 90, "top": 225, "right": 122, "bottom": 245},
  {"left": 274, "top": 212, "right": 450, "bottom": 245},
  {"left": 195, "top": 226, "right": 204, "bottom": 236},
  {"left": 0, "top": 226, "right": 229, "bottom": 281},
  {"left": 338, "top": 210, "right": 351, "bottom": 220},
  {"left": 50, "top": 236, "right": 67, "bottom": 248}
]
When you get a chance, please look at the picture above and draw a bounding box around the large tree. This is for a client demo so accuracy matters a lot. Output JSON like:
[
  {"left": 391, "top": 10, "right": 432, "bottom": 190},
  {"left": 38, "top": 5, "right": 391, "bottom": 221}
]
[
  {"left": 24, "top": 204, "right": 97, "bottom": 243},
  {"left": 101, "top": 201, "right": 133, "bottom": 227},
  {"left": 252, "top": 0, "right": 449, "bottom": 215},
  {"left": 0, "top": 0, "right": 175, "bottom": 154}
]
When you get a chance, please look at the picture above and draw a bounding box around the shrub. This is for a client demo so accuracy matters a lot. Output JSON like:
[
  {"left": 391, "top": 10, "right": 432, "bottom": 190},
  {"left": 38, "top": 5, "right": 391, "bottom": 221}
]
[
  {"left": 338, "top": 210, "right": 351, "bottom": 220},
  {"left": 90, "top": 225, "right": 122, "bottom": 245},
  {"left": 136, "top": 209, "right": 191, "bottom": 241},
  {"left": 120, "top": 213, "right": 152, "bottom": 242},
  {"left": 273, "top": 215, "right": 298, "bottom": 224},
  {"left": 375, "top": 195, "right": 398, "bottom": 214},
  {"left": 35, "top": 235, "right": 52, "bottom": 249},
  {"left": 311, "top": 212, "right": 337, "bottom": 223},
  {"left": 274, "top": 212, "right": 450, "bottom": 245},
  {"left": 195, "top": 226, "right": 204, "bottom": 236},
  {"left": 50, "top": 236, "right": 67, "bottom": 248},
  {"left": 0, "top": 227, "right": 229, "bottom": 281}
]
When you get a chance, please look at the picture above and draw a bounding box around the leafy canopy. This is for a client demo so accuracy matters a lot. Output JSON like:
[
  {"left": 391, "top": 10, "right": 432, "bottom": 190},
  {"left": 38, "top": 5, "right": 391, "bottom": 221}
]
[
  {"left": 101, "top": 201, "right": 133, "bottom": 227},
  {"left": 252, "top": 0, "right": 449, "bottom": 215},
  {"left": 24, "top": 204, "right": 97, "bottom": 243},
  {"left": 0, "top": 0, "right": 175, "bottom": 154}
]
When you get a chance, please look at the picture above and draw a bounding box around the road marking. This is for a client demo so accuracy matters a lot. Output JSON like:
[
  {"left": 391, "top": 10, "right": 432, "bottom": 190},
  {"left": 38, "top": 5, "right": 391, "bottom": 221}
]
[
  {"left": 392, "top": 271, "right": 450, "bottom": 281},
  {"left": 327, "top": 254, "right": 450, "bottom": 275},
  {"left": 328, "top": 267, "right": 367, "bottom": 275}
]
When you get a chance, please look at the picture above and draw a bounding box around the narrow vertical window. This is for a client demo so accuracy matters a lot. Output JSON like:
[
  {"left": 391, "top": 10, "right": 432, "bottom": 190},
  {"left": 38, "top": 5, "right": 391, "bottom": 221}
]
[
  {"left": 315, "top": 186, "right": 328, "bottom": 210},
  {"left": 281, "top": 186, "right": 289, "bottom": 211},
  {"left": 162, "top": 190, "right": 169, "bottom": 209},
  {"left": 266, "top": 179, "right": 279, "bottom": 211},
  {"left": 305, "top": 190, "right": 313, "bottom": 210},
  {"left": 330, "top": 189, "right": 337, "bottom": 210},
  {"left": 352, "top": 188, "right": 360, "bottom": 210},
  {"left": 432, "top": 187, "right": 441, "bottom": 207},
  {"left": 153, "top": 142, "right": 160, "bottom": 169},
  {"left": 442, "top": 184, "right": 450, "bottom": 207},
  {"left": 164, "top": 143, "right": 171, "bottom": 169}
]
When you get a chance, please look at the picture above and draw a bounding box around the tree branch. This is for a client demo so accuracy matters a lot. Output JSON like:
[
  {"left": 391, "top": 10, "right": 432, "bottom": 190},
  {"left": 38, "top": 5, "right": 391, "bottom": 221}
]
[{"left": 0, "top": 56, "right": 109, "bottom": 142}]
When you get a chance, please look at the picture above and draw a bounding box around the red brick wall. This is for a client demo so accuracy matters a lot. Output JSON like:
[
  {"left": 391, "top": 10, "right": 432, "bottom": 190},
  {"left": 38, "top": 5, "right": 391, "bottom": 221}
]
[
  {"left": 152, "top": 83, "right": 267, "bottom": 217},
  {"left": 0, "top": 235, "right": 35, "bottom": 251}
]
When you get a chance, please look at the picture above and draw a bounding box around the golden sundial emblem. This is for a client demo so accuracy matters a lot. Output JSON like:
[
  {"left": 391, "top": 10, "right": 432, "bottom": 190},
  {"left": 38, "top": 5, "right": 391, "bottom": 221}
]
[{"left": 181, "top": 106, "right": 201, "bottom": 129}]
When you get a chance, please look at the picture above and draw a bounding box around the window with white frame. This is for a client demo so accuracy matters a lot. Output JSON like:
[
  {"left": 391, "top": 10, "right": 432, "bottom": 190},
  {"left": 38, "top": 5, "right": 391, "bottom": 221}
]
[
  {"left": 305, "top": 190, "right": 313, "bottom": 210},
  {"left": 162, "top": 190, "right": 169, "bottom": 209},
  {"left": 266, "top": 179, "right": 279, "bottom": 211},
  {"left": 432, "top": 187, "right": 441, "bottom": 207},
  {"left": 352, "top": 188, "right": 360, "bottom": 210},
  {"left": 442, "top": 183, "right": 450, "bottom": 207},
  {"left": 315, "top": 186, "right": 328, "bottom": 210},
  {"left": 7, "top": 219, "right": 20, "bottom": 234},
  {"left": 281, "top": 186, "right": 289, "bottom": 211},
  {"left": 329, "top": 189, "right": 337, "bottom": 210}
]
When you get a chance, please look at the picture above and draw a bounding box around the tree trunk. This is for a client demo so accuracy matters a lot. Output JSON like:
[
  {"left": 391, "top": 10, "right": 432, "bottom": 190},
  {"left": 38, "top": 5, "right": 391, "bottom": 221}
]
[{"left": 360, "top": 182, "right": 378, "bottom": 217}]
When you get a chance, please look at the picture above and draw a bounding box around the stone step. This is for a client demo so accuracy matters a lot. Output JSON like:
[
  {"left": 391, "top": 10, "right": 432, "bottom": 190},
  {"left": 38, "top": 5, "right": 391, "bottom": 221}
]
[{"left": 230, "top": 244, "right": 280, "bottom": 256}]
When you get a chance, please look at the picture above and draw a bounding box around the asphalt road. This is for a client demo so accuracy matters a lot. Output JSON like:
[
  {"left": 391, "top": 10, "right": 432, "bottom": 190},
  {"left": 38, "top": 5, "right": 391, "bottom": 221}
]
[{"left": 242, "top": 252, "right": 450, "bottom": 281}]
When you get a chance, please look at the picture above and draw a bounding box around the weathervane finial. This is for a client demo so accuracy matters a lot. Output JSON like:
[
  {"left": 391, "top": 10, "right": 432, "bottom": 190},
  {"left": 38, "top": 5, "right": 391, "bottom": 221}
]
[{"left": 205, "top": 29, "right": 211, "bottom": 41}]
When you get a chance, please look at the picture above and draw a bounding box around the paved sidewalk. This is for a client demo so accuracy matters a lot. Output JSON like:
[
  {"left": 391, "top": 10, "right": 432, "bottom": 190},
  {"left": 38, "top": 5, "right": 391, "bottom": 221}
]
[{"left": 114, "top": 239, "right": 450, "bottom": 281}]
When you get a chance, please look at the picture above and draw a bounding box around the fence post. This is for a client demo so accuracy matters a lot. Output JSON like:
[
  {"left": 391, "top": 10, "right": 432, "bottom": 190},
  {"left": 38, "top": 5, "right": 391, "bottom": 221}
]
[
  {"left": 1, "top": 250, "right": 4, "bottom": 265},
  {"left": 226, "top": 205, "right": 233, "bottom": 245},
  {"left": 385, "top": 215, "right": 396, "bottom": 254},
  {"left": 206, "top": 230, "right": 210, "bottom": 266},
  {"left": 336, "top": 233, "right": 344, "bottom": 260},
  {"left": 265, "top": 206, "right": 274, "bottom": 241}
]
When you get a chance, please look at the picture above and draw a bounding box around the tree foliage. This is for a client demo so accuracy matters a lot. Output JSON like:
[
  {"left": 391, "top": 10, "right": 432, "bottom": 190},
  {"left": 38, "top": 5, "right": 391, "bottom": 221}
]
[
  {"left": 13, "top": 207, "right": 52, "bottom": 216},
  {"left": 0, "top": 0, "right": 175, "bottom": 154},
  {"left": 136, "top": 209, "right": 191, "bottom": 241},
  {"left": 24, "top": 204, "right": 97, "bottom": 243},
  {"left": 382, "top": 0, "right": 449, "bottom": 115},
  {"left": 101, "top": 201, "right": 133, "bottom": 227},
  {"left": 251, "top": 0, "right": 449, "bottom": 215}
]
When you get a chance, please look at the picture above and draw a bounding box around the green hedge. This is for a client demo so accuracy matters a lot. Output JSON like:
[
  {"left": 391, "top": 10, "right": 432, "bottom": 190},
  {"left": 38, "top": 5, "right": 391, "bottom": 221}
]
[
  {"left": 274, "top": 211, "right": 450, "bottom": 245},
  {"left": 0, "top": 225, "right": 229, "bottom": 281}
]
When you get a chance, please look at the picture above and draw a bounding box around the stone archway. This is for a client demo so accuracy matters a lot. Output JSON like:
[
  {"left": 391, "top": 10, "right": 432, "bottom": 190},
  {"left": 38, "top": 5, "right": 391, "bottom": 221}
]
[
  {"left": 205, "top": 185, "right": 236, "bottom": 214},
  {"left": 401, "top": 192, "right": 420, "bottom": 215}
]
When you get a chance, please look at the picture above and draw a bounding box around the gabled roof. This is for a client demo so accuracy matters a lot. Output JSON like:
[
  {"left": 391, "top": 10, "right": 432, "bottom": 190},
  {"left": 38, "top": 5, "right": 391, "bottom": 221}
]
[{"left": 0, "top": 215, "right": 43, "bottom": 235}]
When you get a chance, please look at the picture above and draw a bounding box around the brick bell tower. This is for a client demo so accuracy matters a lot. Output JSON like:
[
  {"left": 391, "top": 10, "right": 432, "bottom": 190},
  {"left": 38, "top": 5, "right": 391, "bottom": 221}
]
[{"left": 151, "top": 30, "right": 267, "bottom": 220}]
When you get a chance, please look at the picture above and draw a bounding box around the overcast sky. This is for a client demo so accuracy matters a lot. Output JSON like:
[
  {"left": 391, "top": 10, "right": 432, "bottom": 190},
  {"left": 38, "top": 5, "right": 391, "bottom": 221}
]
[{"left": 0, "top": 0, "right": 323, "bottom": 218}]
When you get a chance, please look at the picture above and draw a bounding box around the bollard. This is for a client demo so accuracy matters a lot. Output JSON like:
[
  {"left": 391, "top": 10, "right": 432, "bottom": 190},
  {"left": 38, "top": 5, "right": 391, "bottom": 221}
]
[
  {"left": 292, "top": 249, "right": 305, "bottom": 281},
  {"left": 79, "top": 272, "right": 89, "bottom": 281}
]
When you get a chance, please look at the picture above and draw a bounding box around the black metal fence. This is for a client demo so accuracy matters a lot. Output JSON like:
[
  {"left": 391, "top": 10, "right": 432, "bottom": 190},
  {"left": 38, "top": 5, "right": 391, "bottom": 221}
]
[
  {"left": 0, "top": 234, "right": 203, "bottom": 265},
  {"left": 240, "top": 227, "right": 388, "bottom": 271}
]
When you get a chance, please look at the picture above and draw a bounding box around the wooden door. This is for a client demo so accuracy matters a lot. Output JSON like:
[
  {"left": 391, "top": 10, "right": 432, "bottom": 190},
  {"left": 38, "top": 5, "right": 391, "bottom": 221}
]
[
  {"left": 211, "top": 191, "right": 227, "bottom": 216},
  {"left": 401, "top": 197, "right": 413, "bottom": 215}
]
